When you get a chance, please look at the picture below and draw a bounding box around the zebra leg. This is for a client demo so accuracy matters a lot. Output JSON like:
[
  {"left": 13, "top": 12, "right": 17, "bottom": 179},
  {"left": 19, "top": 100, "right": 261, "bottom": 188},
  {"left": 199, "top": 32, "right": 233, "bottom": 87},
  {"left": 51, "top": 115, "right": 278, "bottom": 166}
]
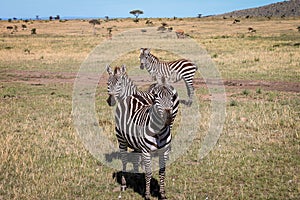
[
  {"left": 120, "top": 146, "right": 128, "bottom": 191},
  {"left": 184, "top": 80, "right": 194, "bottom": 106},
  {"left": 142, "top": 151, "right": 152, "bottom": 200},
  {"left": 151, "top": 72, "right": 157, "bottom": 81},
  {"left": 170, "top": 71, "right": 178, "bottom": 83},
  {"left": 132, "top": 150, "right": 141, "bottom": 173},
  {"left": 158, "top": 149, "right": 169, "bottom": 200}
]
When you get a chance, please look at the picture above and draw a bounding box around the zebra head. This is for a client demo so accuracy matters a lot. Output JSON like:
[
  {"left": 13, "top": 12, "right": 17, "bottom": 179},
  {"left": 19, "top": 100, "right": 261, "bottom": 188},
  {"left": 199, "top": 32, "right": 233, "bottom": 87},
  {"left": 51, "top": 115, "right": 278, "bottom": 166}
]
[
  {"left": 139, "top": 48, "right": 151, "bottom": 70},
  {"left": 106, "top": 64, "right": 126, "bottom": 106},
  {"left": 151, "top": 78, "right": 173, "bottom": 126}
]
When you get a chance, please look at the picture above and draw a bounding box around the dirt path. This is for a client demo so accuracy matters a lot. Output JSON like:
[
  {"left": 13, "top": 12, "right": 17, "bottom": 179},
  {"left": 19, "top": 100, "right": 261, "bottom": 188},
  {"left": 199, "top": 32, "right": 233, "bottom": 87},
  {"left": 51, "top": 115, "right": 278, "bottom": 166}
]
[
  {"left": 1, "top": 70, "right": 299, "bottom": 93},
  {"left": 194, "top": 78, "right": 300, "bottom": 93}
]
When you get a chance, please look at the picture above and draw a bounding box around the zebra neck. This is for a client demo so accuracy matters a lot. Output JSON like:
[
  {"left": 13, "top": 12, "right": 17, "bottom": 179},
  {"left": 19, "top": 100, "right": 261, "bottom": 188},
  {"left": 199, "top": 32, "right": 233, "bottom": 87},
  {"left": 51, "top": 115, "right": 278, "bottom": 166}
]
[
  {"left": 146, "top": 54, "right": 159, "bottom": 70},
  {"left": 146, "top": 105, "right": 168, "bottom": 137},
  {"left": 120, "top": 76, "right": 137, "bottom": 99}
]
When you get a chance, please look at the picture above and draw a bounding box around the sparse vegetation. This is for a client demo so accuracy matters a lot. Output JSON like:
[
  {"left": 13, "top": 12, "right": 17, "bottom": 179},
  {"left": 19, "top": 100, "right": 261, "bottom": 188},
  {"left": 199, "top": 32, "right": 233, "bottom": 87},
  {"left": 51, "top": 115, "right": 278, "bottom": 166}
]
[
  {"left": 31, "top": 28, "right": 36, "bottom": 34},
  {"left": 0, "top": 16, "right": 299, "bottom": 199},
  {"left": 89, "top": 19, "right": 101, "bottom": 35},
  {"left": 221, "top": 0, "right": 300, "bottom": 18}
]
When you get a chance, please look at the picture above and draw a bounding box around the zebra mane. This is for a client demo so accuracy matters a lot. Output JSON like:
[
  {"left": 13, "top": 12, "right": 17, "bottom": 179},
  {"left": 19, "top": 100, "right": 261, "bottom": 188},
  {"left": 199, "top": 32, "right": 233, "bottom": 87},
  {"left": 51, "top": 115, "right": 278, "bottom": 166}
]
[
  {"left": 148, "top": 52, "right": 159, "bottom": 62},
  {"left": 113, "top": 66, "right": 127, "bottom": 76},
  {"left": 123, "top": 74, "right": 136, "bottom": 88},
  {"left": 120, "top": 72, "right": 139, "bottom": 96},
  {"left": 142, "top": 48, "right": 159, "bottom": 62}
]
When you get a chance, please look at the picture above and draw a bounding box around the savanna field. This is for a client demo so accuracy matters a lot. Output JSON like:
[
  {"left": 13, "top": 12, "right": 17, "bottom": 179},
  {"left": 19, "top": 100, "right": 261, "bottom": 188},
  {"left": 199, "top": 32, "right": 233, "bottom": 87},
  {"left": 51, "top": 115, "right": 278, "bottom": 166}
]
[{"left": 0, "top": 17, "right": 299, "bottom": 199}]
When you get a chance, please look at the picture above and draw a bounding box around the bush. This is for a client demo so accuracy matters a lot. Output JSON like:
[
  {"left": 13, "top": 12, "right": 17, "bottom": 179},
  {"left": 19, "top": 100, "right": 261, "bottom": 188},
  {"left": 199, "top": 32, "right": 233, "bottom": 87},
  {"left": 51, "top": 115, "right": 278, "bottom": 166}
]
[
  {"left": 230, "top": 100, "right": 238, "bottom": 106},
  {"left": 31, "top": 28, "right": 37, "bottom": 34}
]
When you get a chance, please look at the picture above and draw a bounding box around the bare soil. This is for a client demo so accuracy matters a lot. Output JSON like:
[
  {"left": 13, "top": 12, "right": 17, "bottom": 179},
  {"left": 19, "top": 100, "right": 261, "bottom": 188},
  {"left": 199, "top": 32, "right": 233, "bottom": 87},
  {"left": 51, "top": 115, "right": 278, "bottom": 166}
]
[
  {"left": 1, "top": 70, "right": 299, "bottom": 93},
  {"left": 194, "top": 78, "right": 300, "bottom": 93}
]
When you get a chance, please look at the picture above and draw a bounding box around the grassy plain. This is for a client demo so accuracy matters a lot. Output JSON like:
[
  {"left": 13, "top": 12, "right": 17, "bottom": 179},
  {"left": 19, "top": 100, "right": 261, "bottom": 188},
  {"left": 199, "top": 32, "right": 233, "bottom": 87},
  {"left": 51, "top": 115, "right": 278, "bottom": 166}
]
[{"left": 0, "top": 17, "right": 299, "bottom": 199}]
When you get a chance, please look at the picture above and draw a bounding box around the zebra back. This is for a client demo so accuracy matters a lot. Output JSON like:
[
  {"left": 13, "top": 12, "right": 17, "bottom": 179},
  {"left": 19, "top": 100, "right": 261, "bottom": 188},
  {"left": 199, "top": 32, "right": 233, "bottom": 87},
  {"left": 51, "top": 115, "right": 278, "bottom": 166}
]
[{"left": 139, "top": 48, "right": 198, "bottom": 106}]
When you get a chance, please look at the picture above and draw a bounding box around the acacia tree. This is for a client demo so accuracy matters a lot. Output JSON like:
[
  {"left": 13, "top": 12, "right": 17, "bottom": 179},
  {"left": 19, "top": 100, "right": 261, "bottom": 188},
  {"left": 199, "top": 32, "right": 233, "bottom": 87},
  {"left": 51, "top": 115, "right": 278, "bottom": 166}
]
[{"left": 129, "top": 9, "right": 143, "bottom": 23}]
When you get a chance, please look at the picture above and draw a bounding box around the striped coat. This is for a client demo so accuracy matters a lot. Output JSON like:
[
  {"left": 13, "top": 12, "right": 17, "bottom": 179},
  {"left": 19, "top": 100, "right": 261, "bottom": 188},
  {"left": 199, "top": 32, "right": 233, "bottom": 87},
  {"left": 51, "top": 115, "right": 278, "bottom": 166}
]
[
  {"left": 139, "top": 48, "right": 198, "bottom": 106},
  {"left": 106, "top": 65, "right": 179, "bottom": 200}
]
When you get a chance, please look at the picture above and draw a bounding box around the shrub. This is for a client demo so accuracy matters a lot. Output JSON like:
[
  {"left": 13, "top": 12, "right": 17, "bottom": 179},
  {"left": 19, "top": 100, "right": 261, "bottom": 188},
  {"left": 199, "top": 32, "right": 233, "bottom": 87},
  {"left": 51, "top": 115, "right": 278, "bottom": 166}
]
[
  {"left": 256, "top": 88, "right": 262, "bottom": 94},
  {"left": 230, "top": 100, "right": 238, "bottom": 106},
  {"left": 242, "top": 89, "right": 250, "bottom": 96},
  {"left": 31, "top": 28, "right": 37, "bottom": 34}
]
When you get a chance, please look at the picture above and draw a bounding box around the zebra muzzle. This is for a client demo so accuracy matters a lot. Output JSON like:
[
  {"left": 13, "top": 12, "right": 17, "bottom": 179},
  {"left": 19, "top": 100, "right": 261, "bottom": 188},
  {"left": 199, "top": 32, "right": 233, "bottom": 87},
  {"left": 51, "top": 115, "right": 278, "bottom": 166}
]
[
  {"left": 140, "top": 63, "right": 144, "bottom": 69},
  {"left": 106, "top": 95, "right": 116, "bottom": 106},
  {"left": 163, "top": 109, "right": 172, "bottom": 126}
]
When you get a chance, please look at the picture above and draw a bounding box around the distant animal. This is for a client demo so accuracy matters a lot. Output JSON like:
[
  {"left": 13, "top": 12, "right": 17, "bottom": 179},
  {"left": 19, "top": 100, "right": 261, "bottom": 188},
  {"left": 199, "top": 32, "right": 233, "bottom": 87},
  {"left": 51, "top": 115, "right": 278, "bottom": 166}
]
[
  {"left": 233, "top": 19, "right": 241, "bottom": 24},
  {"left": 157, "top": 26, "right": 167, "bottom": 32},
  {"left": 248, "top": 27, "right": 256, "bottom": 33},
  {"left": 24, "top": 49, "right": 31, "bottom": 54},
  {"left": 6, "top": 26, "right": 13, "bottom": 30},
  {"left": 139, "top": 48, "right": 198, "bottom": 106},
  {"left": 175, "top": 29, "right": 185, "bottom": 38},
  {"left": 21, "top": 24, "right": 27, "bottom": 30},
  {"left": 145, "top": 20, "right": 153, "bottom": 26}
]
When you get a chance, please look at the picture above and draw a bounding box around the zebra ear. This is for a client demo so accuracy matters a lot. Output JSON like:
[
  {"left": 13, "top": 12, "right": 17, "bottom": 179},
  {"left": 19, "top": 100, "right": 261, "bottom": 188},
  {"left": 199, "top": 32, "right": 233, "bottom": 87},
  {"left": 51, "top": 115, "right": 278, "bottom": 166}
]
[
  {"left": 145, "top": 48, "right": 151, "bottom": 54},
  {"left": 140, "top": 48, "right": 144, "bottom": 53},
  {"left": 121, "top": 64, "right": 127, "bottom": 75},
  {"left": 106, "top": 65, "right": 112, "bottom": 75}
]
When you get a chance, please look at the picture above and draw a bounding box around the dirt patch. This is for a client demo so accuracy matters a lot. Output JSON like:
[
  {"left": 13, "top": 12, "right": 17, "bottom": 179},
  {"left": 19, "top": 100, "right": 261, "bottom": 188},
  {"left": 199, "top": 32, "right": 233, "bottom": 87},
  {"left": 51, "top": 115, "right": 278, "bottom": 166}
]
[
  {"left": 1, "top": 70, "right": 77, "bottom": 85},
  {"left": 194, "top": 78, "right": 300, "bottom": 93},
  {"left": 1, "top": 70, "right": 299, "bottom": 93}
]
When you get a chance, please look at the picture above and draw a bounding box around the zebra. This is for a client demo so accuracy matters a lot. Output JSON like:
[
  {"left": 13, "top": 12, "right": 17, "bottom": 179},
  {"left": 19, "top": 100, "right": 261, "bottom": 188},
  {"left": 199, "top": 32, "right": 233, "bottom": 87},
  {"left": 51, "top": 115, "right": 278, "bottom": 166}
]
[
  {"left": 106, "top": 64, "right": 153, "bottom": 107},
  {"left": 115, "top": 83, "right": 175, "bottom": 200},
  {"left": 106, "top": 64, "right": 178, "bottom": 128},
  {"left": 139, "top": 48, "right": 198, "bottom": 106},
  {"left": 106, "top": 65, "right": 179, "bottom": 200}
]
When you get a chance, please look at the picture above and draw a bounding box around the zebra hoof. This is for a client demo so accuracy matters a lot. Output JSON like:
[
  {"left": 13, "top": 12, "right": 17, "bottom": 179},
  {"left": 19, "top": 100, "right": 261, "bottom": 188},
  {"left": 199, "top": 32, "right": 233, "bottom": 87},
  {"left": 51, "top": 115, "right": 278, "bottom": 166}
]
[
  {"left": 120, "top": 185, "right": 126, "bottom": 191},
  {"left": 158, "top": 192, "right": 167, "bottom": 200},
  {"left": 158, "top": 196, "right": 167, "bottom": 200},
  {"left": 121, "top": 175, "right": 126, "bottom": 191}
]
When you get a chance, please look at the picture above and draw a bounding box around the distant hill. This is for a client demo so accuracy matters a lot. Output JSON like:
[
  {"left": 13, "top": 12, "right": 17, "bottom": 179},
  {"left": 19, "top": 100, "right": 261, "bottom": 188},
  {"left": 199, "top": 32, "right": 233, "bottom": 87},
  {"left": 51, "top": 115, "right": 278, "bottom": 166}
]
[{"left": 219, "top": 0, "right": 300, "bottom": 18}]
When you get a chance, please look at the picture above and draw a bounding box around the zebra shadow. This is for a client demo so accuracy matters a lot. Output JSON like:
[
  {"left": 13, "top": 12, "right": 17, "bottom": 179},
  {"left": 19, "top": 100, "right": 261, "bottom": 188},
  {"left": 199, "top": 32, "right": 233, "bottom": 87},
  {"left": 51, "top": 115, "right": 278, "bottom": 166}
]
[
  {"left": 105, "top": 152, "right": 160, "bottom": 198},
  {"left": 113, "top": 171, "right": 160, "bottom": 198}
]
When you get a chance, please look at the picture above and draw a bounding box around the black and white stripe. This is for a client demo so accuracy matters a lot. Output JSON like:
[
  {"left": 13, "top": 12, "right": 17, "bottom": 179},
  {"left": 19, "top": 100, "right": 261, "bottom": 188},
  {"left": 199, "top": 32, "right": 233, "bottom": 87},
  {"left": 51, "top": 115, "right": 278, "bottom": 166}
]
[
  {"left": 140, "top": 48, "right": 198, "bottom": 106},
  {"left": 106, "top": 65, "right": 179, "bottom": 200},
  {"left": 106, "top": 64, "right": 178, "bottom": 128},
  {"left": 106, "top": 64, "right": 153, "bottom": 107}
]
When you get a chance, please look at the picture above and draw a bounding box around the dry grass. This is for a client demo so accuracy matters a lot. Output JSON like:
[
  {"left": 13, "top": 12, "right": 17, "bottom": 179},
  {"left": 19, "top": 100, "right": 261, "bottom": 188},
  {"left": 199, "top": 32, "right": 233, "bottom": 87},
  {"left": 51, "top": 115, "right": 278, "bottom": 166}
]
[{"left": 0, "top": 17, "right": 299, "bottom": 199}]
